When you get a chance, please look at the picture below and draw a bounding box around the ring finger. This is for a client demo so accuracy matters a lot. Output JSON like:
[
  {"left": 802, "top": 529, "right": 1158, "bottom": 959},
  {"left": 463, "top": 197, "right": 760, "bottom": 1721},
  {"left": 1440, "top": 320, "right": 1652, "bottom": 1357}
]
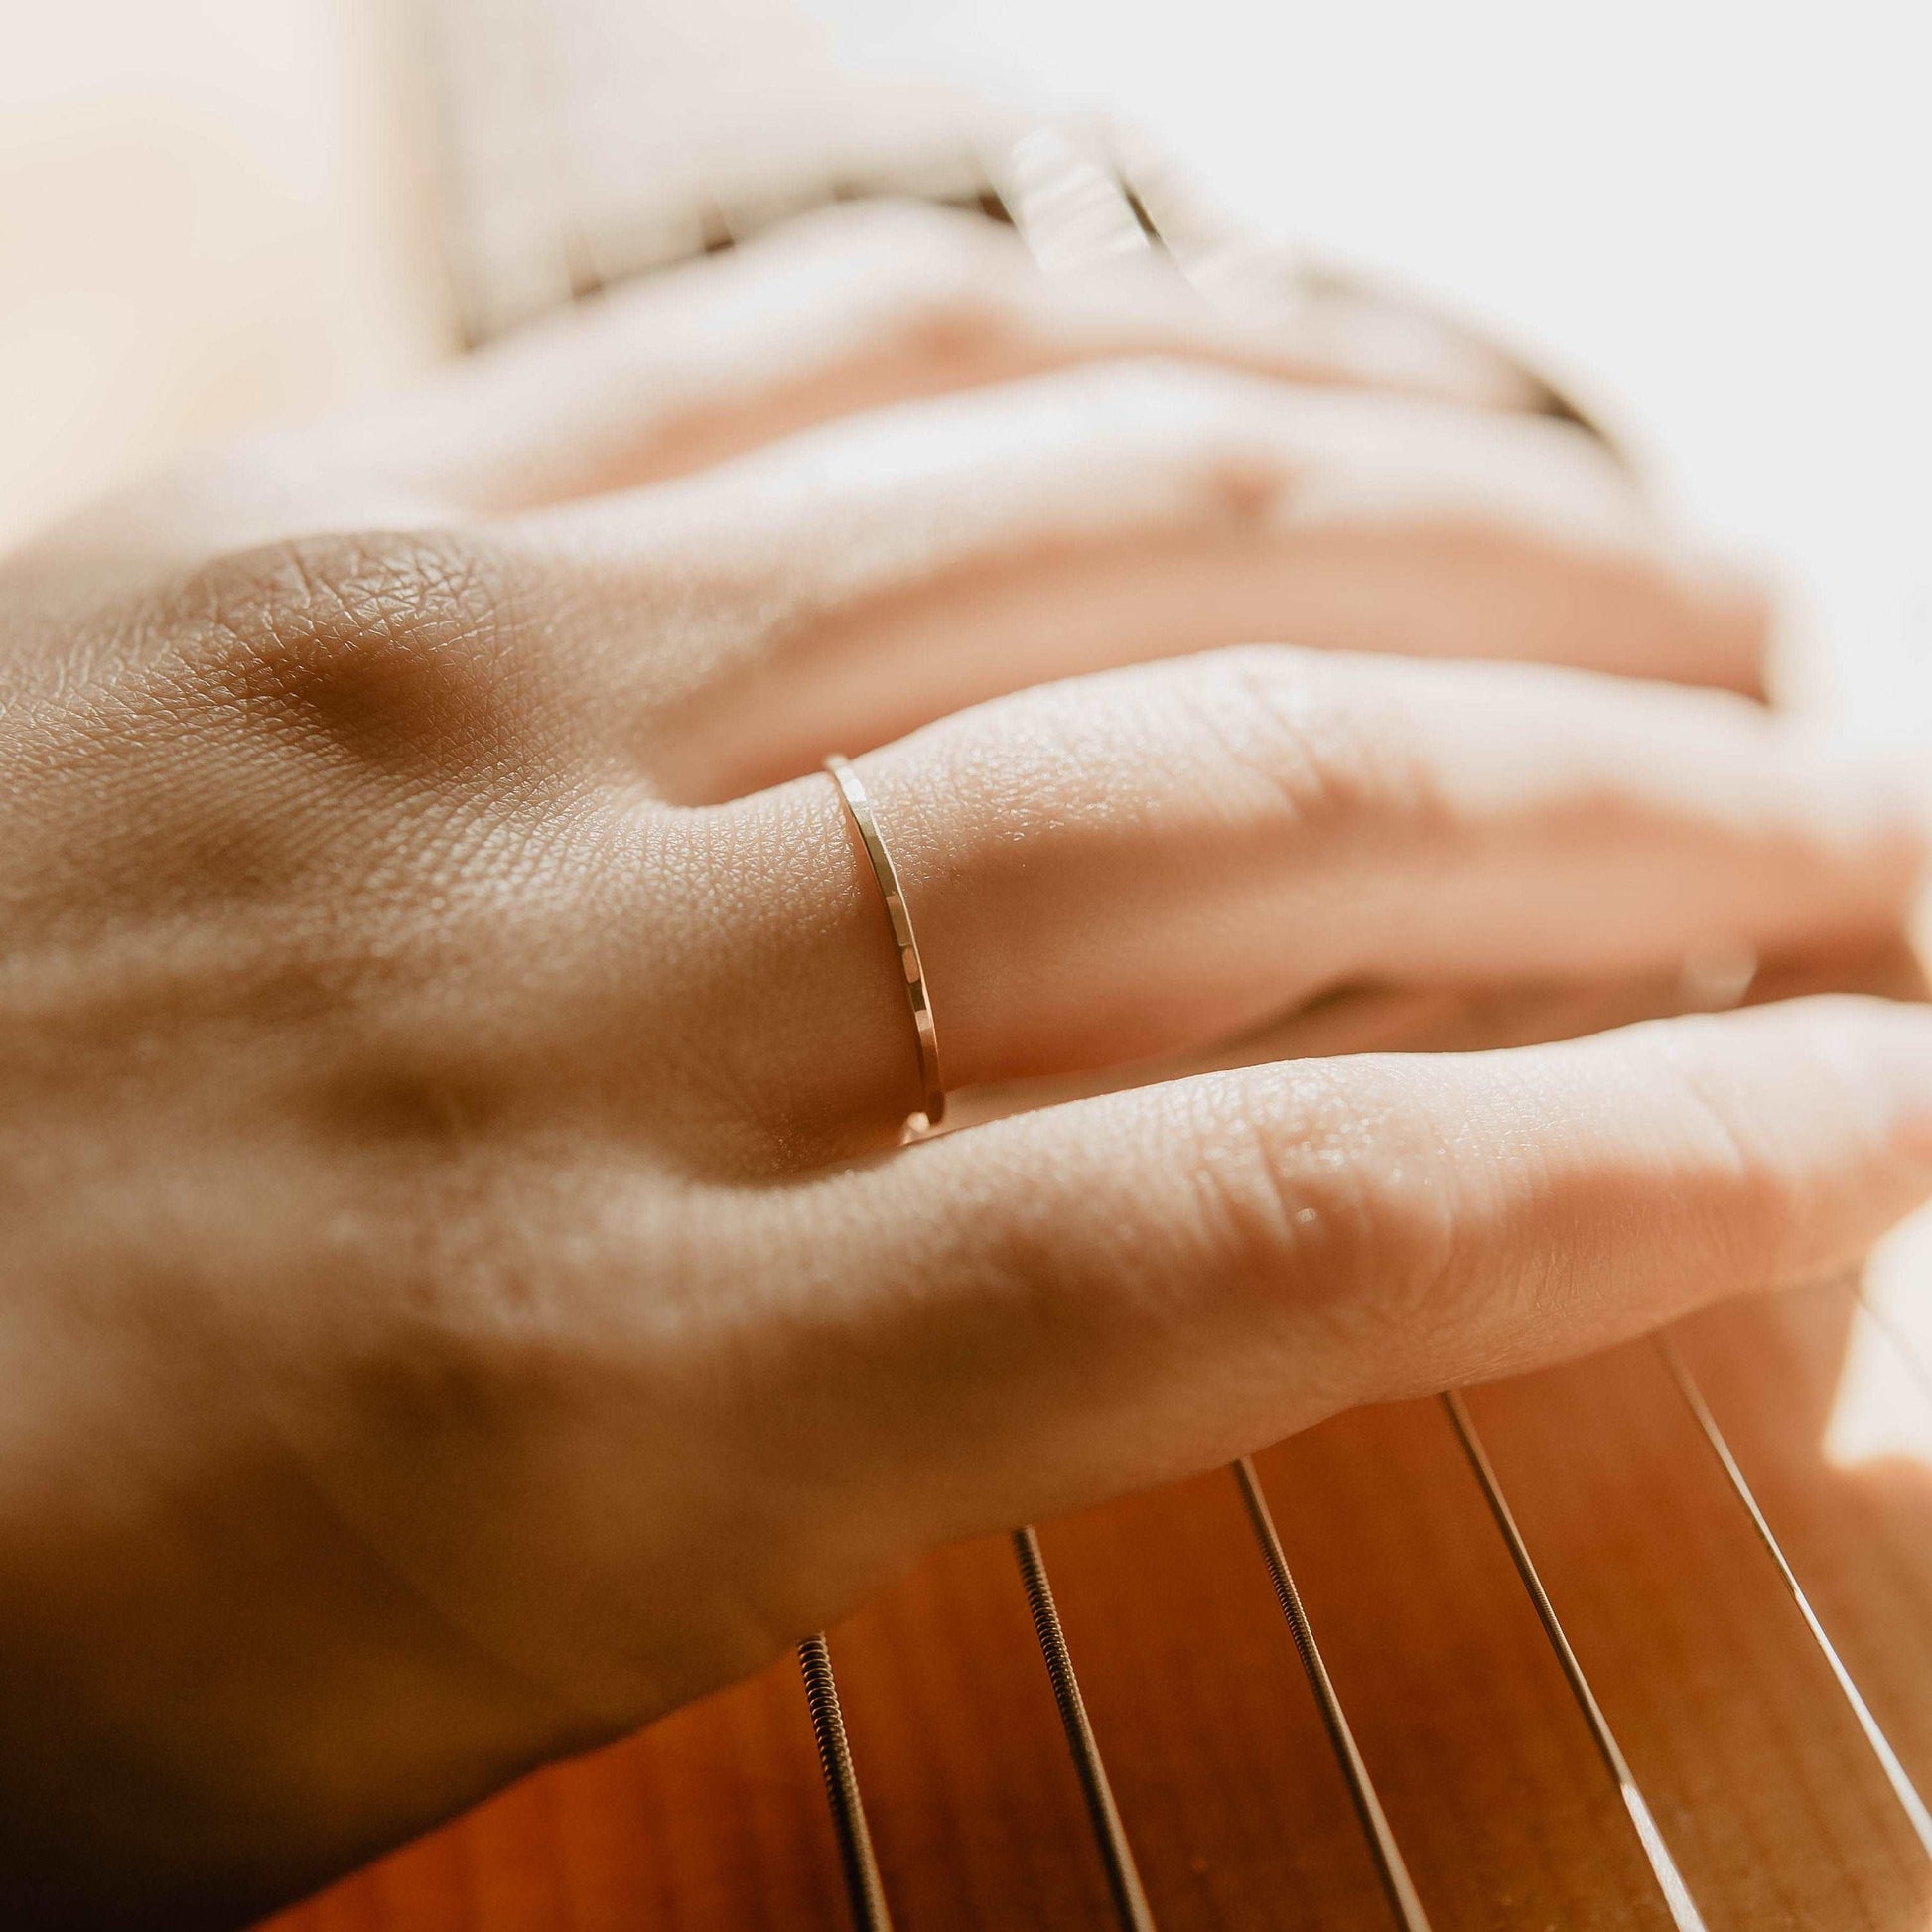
[{"left": 693, "top": 645, "right": 1921, "bottom": 1143}]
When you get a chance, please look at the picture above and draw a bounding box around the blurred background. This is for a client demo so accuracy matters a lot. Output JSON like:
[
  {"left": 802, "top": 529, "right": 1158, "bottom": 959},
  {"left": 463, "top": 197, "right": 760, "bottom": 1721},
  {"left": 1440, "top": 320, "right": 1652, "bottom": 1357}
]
[{"left": 4, "top": 0, "right": 1928, "bottom": 730}]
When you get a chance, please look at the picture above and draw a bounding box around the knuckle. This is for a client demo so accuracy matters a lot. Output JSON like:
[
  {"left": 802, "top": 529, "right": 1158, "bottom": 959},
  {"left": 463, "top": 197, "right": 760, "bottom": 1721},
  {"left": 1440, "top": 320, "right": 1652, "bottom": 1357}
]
[
  {"left": 1067, "top": 360, "right": 1299, "bottom": 516},
  {"left": 166, "top": 529, "right": 534, "bottom": 773},
  {"left": 1653, "top": 1039, "right": 1804, "bottom": 1283},
  {"left": 879, "top": 214, "right": 1032, "bottom": 367},
  {"left": 1183, "top": 648, "right": 1441, "bottom": 849},
  {"left": 893, "top": 282, "right": 1013, "bottom": 371},
  {"left": 1183, "top": 1066, "right": 1466, "bottom": 1355},
  {"left": 1171, "top": 421, "right": 1297, "bottom": 527},
  {"left": 774, "top": 198, "right": 1029, "bottom": 370},
  {"left": 1191, "top": 445, "right": 1294, "bottom": 523}
]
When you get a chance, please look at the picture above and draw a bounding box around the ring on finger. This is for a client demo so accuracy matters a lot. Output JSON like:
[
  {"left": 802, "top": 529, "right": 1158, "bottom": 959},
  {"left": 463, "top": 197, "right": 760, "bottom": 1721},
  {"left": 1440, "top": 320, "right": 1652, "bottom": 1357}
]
[{"left": 826, "top": 755, "right": 947, "bottom": 1139}]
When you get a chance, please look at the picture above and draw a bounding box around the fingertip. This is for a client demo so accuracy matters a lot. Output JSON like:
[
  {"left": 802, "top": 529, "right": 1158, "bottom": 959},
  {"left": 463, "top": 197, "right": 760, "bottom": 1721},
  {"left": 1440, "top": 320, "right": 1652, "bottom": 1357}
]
[
  {"left": 1786, "top": 994, "right": 1932, "bottom": 1169},
  {"left": 1655, "top": 994, "right": 1932, "bottom": 1227}
]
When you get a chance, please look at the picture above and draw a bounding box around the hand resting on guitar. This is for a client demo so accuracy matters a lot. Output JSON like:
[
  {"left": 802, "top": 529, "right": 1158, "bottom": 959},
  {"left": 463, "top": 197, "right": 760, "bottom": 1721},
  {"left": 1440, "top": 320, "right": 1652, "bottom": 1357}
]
[{"left": 0, "top": 202, "right": 1923, "bottom": 1927}]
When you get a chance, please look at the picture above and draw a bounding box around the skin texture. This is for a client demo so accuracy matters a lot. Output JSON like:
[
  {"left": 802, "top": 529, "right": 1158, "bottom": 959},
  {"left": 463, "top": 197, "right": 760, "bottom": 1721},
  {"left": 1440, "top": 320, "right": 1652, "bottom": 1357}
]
[{"left": 2, "top": 201, "right": 1931, "bottom": 1926}]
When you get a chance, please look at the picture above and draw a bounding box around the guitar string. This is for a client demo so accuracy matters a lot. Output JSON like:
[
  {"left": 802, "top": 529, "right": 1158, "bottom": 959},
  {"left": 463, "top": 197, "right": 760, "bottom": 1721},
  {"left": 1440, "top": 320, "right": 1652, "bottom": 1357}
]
[
  {"left": 797, "top": 1633, "right": 897, "bottom": 1932},
  {"left": 1655, "top": 1334, "right": 1932, "bottom": 1862},
  {"left": 1441, "top": 1391, "right": 1711, "bottom": 1932},
  {"left": 1011, "top": 1526, "right": 1160, "bottom": 1932},
  {"left": 1231, "top": 1456, "right": 1435, "bottom": 1932}
]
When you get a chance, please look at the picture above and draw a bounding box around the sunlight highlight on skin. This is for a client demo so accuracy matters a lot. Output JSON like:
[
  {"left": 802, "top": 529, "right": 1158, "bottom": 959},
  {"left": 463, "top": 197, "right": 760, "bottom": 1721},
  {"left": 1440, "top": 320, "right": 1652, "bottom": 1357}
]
[{"left": 1826, "top": 1213, "right": 1932, "bottom": 1471}]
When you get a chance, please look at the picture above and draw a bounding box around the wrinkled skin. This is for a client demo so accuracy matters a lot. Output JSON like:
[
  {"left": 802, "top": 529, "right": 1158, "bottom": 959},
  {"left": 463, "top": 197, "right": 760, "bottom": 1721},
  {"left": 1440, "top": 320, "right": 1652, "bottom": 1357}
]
[{"left": 2, "top": 204, "right": 1930, "bottom": 1925}]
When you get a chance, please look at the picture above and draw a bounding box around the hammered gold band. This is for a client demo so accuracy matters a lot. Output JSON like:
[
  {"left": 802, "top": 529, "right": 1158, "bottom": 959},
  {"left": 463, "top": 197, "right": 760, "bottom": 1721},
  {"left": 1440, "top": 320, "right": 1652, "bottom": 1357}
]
[{"left": 825, "top": 755, "right": 945, "bottom": 1136}]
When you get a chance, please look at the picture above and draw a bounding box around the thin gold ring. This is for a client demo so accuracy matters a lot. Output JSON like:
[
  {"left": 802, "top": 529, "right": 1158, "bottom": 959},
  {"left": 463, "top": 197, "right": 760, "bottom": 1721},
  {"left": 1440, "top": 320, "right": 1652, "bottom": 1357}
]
[{"left": 825, "top": 755, "right": 945, "bottom": 1137}]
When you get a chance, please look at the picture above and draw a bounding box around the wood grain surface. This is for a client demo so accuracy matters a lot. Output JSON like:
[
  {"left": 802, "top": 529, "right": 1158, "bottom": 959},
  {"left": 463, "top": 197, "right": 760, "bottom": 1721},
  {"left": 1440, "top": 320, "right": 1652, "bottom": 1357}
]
[{"left": 256, "top": 1261, "right": 1932, "bottom": 1931}]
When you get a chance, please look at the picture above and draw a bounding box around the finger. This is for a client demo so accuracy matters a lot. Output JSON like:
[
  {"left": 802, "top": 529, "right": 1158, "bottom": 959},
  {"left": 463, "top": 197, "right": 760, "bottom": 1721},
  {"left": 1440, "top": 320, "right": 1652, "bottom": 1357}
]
[
  {"left": 705, "top": 646, "right": 1921, "bottom": 1139},
  {"left": 328, "top": 200, "right": 1560, "bottom": 513},
  {"left": 760, "top": 995, "right": 1932, "bottom": 1552},
  {"left": 528, "top": 363, "right": 1760, "bottom": 802}
]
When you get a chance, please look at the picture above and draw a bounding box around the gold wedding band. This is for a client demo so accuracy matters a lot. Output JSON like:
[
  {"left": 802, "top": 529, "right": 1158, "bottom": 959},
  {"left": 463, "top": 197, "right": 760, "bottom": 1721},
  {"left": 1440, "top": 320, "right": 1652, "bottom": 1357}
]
[{"left": 825, "top": 755, "right": 945, "bottom": 1137}]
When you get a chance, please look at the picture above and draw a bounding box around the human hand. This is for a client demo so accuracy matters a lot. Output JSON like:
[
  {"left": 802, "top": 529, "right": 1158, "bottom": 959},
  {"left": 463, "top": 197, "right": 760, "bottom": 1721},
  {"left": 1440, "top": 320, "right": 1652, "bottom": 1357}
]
[{"left": 2, "top": 203, "right": 1925, "bottom": 1925}]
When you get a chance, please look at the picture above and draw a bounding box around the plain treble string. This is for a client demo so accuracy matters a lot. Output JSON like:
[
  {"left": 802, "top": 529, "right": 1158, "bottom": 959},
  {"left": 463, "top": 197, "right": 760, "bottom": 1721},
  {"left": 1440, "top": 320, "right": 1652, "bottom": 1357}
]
[
  {"left": 1440, "top": 1390, "right": 1711, "bottom": 1932},
  {"left": 1656, "top": 1333, "right": 1932, "bottom": 1863},
  {"left": 1232, "top": 1455, "right": 1436, "bottom": 1932}
]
